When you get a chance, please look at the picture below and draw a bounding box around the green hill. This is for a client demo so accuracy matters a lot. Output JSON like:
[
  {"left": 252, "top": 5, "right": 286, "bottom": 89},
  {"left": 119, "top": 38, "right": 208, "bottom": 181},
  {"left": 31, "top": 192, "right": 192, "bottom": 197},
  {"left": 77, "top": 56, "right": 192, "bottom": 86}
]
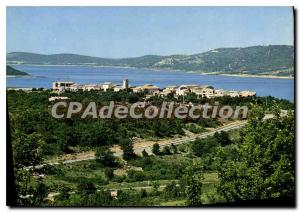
[
  {"left": 6, "top": 65, "right": 29, "bottom": 76},
  {"left": 6, "top": 45, "right": 294, "bottom": 76}
]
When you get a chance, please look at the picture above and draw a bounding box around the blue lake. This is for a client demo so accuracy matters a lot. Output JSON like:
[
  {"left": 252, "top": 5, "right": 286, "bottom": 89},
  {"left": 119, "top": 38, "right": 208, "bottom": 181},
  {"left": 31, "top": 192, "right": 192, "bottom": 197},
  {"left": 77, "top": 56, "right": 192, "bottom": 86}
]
[{"left": 7, "top": 65, "right": 294, "bottom": 102}]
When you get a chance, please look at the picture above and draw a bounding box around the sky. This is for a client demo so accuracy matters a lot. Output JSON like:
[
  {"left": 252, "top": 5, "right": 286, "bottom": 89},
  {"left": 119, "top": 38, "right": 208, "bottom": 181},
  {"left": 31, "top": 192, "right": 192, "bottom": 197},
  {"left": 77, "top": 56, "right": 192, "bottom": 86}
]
[{"left": 7, "top": 7, "right": 294, "bottom": 58}]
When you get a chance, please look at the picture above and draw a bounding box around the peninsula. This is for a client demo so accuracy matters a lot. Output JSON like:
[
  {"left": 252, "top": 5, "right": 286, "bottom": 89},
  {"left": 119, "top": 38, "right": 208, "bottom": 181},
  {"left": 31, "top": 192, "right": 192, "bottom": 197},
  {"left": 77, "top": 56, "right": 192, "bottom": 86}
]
[{"left": 6, "top": 65, "right": 29, "bottom": 76}]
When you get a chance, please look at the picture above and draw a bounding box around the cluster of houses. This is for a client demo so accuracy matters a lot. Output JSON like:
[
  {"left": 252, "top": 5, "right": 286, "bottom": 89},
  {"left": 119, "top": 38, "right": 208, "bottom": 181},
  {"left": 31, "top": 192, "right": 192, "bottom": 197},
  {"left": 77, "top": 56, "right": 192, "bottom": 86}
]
[
  {"left": 52, "top": 79, "right": 129, "bottom": 92},
  {"left": 158, "top": 85, "right": 255, "bottom": 98},
  {"left": 51, "top": 79, "right": 256, "bottom": 99}
]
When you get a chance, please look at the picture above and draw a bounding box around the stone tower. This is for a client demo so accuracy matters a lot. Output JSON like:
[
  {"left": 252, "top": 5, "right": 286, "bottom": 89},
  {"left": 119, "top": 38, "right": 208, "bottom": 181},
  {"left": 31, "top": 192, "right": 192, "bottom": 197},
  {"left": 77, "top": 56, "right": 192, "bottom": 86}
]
[{"left": 123, "top": 79, "right": 129, "bottom": 89}]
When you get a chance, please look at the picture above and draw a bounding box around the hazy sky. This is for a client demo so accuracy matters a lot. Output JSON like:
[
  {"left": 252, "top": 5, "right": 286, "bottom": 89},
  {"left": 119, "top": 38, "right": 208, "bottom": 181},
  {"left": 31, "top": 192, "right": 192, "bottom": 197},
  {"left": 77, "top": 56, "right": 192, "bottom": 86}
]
[{"left": 7, "top": 7, "right": 294, "bottom": 58}]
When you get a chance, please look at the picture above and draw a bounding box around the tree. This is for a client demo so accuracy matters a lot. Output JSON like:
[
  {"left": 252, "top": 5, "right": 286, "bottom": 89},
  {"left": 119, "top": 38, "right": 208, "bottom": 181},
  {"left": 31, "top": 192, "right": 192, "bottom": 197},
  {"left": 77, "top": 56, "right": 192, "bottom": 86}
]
[
  {"left": 95, "top": 146, "right": 117, "bottom": 167},
  {"left": 171, "top": 144, "right": 178, "bottom": 154},
  {"left": 32, "top": 181, "right": 48, "bottom": 206},
  {"left": 152, "top": 143, "right": 160, "bottom": 155},
  {"left": 152, "top": 181, "right": 160, "bottom": 195},
  {"left": 78, "top": 182, "right": 96, "bottom": 196},
  {"left": 56, "top": 186, "right": 71, "bottom": 201},
  {"left": 191, "top": 136, "right": 219, "bottom": 157},
  {"left": 217, "top": 106, "right": 295, "bottom": 201},
  {"left": 119, "top": 138, "right": 136, "bottom": 160},
  {"left": 127, "top": 170, "right": 146, "bottom": 182},
  {"left": 181, "top": 161, "right": 204, "bottom": 206},
  {"left": 162, "top": 146, "right": 172, "bottom": 155},
  {"left": 15, "top": 169, "right": 34, "bottom": 206},
  {"left": 12, "top": 131, "right": 45, "bottom": 167},
  {"left": 164, "top": 181, "right": 182, "bottom": 198},
  {"left": 105, "top": 168, "right": 114, "bottom": 180},
  {"left": 140, "top": 189, "right": 147, "bottom": 198},
  {"left": 214, "top": 131, "right": 231, "bottom": 146},
  {"left": 142, "top": 149, "right": 149, "bottom": 157}
]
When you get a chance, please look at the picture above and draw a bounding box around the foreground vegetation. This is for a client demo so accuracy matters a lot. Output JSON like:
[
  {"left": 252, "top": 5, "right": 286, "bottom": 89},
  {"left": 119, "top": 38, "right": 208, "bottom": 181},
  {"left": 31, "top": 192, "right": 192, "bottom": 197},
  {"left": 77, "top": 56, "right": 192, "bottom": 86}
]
[{"left": 7, "top": 90, "right": 294, "bottom": 206}]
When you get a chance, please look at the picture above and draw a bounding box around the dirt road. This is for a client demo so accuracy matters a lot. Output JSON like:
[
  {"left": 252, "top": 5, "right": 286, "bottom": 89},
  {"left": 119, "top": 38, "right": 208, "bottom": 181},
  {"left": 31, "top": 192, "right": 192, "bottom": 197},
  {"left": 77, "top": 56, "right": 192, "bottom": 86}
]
[{"left": 28, "top": 120, "right": 247, "bottom": 169}]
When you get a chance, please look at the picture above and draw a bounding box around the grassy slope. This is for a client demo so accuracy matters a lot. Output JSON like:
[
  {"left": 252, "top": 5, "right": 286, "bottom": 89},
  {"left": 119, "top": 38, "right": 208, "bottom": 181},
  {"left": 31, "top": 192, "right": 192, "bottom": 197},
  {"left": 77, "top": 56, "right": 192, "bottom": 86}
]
[{"left": 42, "top": 154, "right": 219, "bottom": 205}]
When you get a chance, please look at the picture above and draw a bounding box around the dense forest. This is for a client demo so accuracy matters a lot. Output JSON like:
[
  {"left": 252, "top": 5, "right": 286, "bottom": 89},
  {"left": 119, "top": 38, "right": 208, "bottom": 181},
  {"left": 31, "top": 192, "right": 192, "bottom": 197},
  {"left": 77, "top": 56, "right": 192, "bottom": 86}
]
[{"left": 7, "top": 89, "right": 295, "bottom": 206}]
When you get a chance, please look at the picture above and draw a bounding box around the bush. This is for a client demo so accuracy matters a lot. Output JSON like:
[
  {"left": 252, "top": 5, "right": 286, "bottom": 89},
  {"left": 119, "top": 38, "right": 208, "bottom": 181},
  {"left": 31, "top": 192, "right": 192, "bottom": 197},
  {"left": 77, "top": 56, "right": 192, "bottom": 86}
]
[
  {"left": 162, "top": 146, "right": 172, "bottom": 155},
  {"left": 188, "top": 124, "right": 205, "bottom": 134},
  {"left": 171, "top": 144, "right": 178, "bottom": 154},
  {"left": 191, "top": 136, "right": 219, "bottom": 157},
  {"left": 56, "top": 186, "right": 71, "bottom": 201},
  {"left": 95, "top": 146, "right": 118, "bottom": 167},
  {"left": 127, "top": 170, "right": 146, "bottom": 182},
  {"left": 152, "top": 143, "right": 160, "bottom": 155},
  {"left": 214, "top": 131, "right": 231, "bottom": 146},
  {"left": 104, "top": 168, "right": 114, "bottom": 180},
  {"left": 140, "top": 189, "right": 147, "bottom": 198},
  {"left": 77, "top": 182, "right": 96, "bottom": 196},
  {"left": 178, "top": 144, "right": 188, "bottom": 153},
  {"left": 37, "top": 164, "right": 64, "bottom": 176},
  {"left": 142, "top": 149, "right": 149, "bottom": 157},
  {"left": 163, "top": 181, "right": 182, "bottom": 199},
  {"left": 111, "top": 175, "right": 126, "bottom": 183},
  {"left": 119, "top": 138, "right": 136, "bottom": 160}
]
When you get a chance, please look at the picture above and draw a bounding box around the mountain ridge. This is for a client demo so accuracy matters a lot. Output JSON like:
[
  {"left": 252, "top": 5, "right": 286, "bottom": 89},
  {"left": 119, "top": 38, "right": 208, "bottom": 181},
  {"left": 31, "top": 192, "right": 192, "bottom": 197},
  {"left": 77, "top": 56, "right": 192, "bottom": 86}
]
[{"left": 7, "top": 45, "right": 294, "bottom": 76}]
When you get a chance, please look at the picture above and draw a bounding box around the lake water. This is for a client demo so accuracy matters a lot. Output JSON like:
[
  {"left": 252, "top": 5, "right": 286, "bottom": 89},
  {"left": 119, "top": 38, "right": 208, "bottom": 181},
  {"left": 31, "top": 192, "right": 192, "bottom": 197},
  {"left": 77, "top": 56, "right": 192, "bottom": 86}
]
[{"left": 7, "top": 65, "right": 294, "bottom": 102}]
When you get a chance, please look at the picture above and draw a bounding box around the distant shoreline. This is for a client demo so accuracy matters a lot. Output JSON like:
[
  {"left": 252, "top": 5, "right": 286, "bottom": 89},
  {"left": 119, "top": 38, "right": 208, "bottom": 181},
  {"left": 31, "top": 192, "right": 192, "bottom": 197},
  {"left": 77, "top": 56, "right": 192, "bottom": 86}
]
[
  {"left": 213, "top": 73, "right": 293, "bottom": 80},
  {"left": 6, "top": 75, "right": 46, "bottom": 79},
  {"left": 6, "top": 75, "right": 32, "bottom": 78},
  {"left": 8, "top": 64, "right": 294, "bottom": 80}
]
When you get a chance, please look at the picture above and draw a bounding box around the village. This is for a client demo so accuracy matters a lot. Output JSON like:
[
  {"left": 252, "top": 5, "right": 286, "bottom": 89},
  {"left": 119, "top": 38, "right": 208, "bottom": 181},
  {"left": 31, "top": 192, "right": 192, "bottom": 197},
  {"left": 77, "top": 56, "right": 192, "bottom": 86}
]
[{"left": 51, "top": 79, "right": 256, "bottom": 100}]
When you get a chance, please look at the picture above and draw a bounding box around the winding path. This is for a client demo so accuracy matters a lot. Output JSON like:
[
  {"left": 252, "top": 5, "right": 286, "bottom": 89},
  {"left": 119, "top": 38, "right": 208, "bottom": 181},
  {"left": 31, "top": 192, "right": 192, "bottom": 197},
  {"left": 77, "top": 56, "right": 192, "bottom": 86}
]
[{"left": 27, "top": 120, "right": 247, "bottom": 169}]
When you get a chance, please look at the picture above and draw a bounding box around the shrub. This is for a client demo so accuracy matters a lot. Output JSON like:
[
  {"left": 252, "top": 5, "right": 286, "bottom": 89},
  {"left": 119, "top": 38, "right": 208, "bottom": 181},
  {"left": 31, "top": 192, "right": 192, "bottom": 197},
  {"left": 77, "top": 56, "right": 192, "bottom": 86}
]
[
  {"left": 214, "top": 131, "right": 231, "bottom": 146},
  {"left": 77, "top": 182, "right": 96, "bottom": 195},
  {"left": 104, "top": 168, "right": 114, "bottom": 180},
  {"left": 95, "top": 146, "right": 118, "bottom": 167},
  {"left": 162, "top": 146, "right": 172, "bottom": 155},
  {"left": 191, "top": 136, "right": 219, "bottom": 157},
  {"left": 152, "top": 143, "right": 160, "bottom": 155},
  {"left": 127, "top": 170, "right": 146, "bottom": 182},
  {"left": 142, "top": 149, "right": 149, "bottom": 157}
]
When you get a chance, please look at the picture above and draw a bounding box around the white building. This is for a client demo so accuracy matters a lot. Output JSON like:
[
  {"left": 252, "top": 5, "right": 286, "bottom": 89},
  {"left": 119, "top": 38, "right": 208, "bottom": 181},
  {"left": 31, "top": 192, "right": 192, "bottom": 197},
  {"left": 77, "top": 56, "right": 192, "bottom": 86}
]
[
  {"left": 48, "top": 96, "right": 70, "bottom": 102},
  {"left": 164, "top": 86, "right": 178, "bottom": 92},
  {"left": 52, "top": 82, "right": 75, "bottom": 92},
  {"left": 113, "top": 85, "right": 125, "bottom": 92},
  {"left": 143, "top": 84, "right": 160, "bottom": 93},
  {"left": 102, "top": 82, "right": 114, "bottom": 91},
  {"left": 225, "top": 90, "right": 240, "bottom": 97},
  {"left": 70, "top": 84, "right": 83, "bottom": 91},
  {"left": 132, "top": 84, "right": 160, "bottom": 94},
  {"left": 82, "top": 84, "right": 102, "bottom": 91},
  {"left": 161, "top": 86, "right": 177, "bottom": 96},
  {"left": 192, "top": 87, "right": 214, "bottom": 98},
  {"left": 214, "top": 89, "right": 225, "bottom": 96},
  {"left": 239, "top": 91, "right": 256, "bottom": 97},
  {"left": 176, "top": 85, "right": 190, "bottom": 96}
]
